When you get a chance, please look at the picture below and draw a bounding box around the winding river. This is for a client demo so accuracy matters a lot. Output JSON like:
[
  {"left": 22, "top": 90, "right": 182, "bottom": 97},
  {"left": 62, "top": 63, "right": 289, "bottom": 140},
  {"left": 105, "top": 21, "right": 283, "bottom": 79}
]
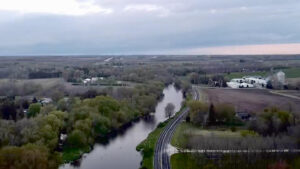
[{"left": 60, "top": 85, "right": 183, "bottom": 169}]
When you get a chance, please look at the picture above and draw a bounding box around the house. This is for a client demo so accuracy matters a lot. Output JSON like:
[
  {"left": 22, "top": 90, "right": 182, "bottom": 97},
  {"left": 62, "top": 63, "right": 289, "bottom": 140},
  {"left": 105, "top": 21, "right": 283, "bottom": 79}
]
[
  {"left": 243, "top": 76, "right": 267, "bottom": 88},
  {"left": 83, "top": 78, "right": 91, "bottom": 84},
  {"left": 40, "top": 98, "right": 52, "bottom": 105},
  {"left": 91, "top": 77, "right": 100, "bottom": 84},
  {"left": 231, "top": 78, "right": 245, "bottom": 83},
  {"left": 227, "top": 76, "right": 268, "bottom": 89},
  {"left": 226, "top": 79, "right": 254, "bottom": 88},
  {"left": 239, "top": 82, "right": 254, "bottom": 88}
]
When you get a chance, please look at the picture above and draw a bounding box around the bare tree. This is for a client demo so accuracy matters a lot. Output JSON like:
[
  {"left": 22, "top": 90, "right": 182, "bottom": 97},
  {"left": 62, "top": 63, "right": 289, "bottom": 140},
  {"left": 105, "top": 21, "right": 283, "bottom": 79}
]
[{"left": 165, "top": 103, "right": 175, "bottom": 119}]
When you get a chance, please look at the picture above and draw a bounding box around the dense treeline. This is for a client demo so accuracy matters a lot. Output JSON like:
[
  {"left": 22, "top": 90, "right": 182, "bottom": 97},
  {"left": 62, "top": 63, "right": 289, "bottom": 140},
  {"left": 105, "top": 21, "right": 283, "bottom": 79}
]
[
  {"left": 29, "top": 71, "right": 62, "bottom": 79},
  {"left": 0, "top": 110, "right": 66, "bottom": 169},
  {"left": 187, "top": 101, "right": 238, "bottom": 126},
  {"left": 0, "top": 81, "right": 165, "bottom": 168}
]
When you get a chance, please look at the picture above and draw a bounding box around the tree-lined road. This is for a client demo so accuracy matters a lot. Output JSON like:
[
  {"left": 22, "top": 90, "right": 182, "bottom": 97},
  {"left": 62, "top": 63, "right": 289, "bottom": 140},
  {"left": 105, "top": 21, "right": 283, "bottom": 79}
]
[{"left": 154, "top": 88, "right": 199, "bottom": 169}]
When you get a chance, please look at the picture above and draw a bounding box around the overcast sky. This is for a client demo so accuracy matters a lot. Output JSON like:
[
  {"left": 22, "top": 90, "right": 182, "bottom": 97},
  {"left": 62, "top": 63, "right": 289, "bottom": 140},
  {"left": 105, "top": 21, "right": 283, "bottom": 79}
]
[{"left": 0, "top": 0, "right": 300, "bottom": 55}]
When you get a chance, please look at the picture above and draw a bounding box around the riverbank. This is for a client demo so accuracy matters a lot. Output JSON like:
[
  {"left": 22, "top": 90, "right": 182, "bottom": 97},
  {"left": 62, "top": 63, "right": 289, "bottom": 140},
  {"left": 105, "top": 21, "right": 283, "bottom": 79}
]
[
  {"left": 60, "top": 85, "right": 166, "bottom": 163},
  {"left": 61, "top": 107, "right": 162, "bottom": 163},
  {"left": 60, "top": 84, "right": 184, "bottom": 169},
  {"left": 136, "top": 120, "right": 170, "bottom": 169},
  {"left": 136, "top": 104, "right": 187, "bottom": 169},
  {"left": 62, "top": 115, "right": 150, "bottom": 163}
]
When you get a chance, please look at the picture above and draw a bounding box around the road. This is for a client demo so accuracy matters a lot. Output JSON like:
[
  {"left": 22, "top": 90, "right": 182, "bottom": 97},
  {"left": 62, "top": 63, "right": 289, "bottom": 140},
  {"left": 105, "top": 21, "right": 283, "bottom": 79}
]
[{"left": 154, "top": 87, "right": 199, "bottom": 169}]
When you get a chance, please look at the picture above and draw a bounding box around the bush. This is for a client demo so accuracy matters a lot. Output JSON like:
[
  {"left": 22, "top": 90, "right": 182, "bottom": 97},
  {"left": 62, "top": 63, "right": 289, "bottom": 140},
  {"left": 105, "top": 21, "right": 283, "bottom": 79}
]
[
  {"left": 67, "top": 130, "right": 87, "bottom": 148},
  {"left": 28, "top": 103, "right": 41, "bottom": 118}
]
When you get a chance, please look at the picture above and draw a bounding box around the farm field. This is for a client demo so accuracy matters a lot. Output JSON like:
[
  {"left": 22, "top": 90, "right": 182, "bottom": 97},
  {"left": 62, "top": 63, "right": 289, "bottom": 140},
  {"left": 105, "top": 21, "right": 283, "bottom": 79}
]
[
  {"left": 224, "top": 67, "right": 300, "bottom": 80},
  {"left": 273, "top": 90, "right": 300, "bottom": 98},
  {"left": 203, "top": 88, "right": 300, "bottom": 114}
]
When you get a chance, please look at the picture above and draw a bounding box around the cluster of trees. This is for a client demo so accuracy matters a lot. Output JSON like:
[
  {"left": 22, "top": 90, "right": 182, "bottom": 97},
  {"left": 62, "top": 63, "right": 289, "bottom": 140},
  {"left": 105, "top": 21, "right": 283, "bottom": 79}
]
[
  {"left": 0, "top": 144, "right": 61, "bottom": 169},
  {"left": 248, "top": 107, "right": 295, "bottom": 136},
  {"left": 187, "top": 101, "right": 236, "bottom": 126},
  {"left": 0, "top": 110, "right": 67, "bottom": 168},
  {"left": 0, "top": 110, "right": 67, "bottom": 149},
  {"left": 184, "top": 103, "right": 300, "bottom": 151},
  {"left": 0, "top": 80, "right": 166, "bottom": 167},
  {"left": 0, "top": 97, "right": 45, "bottom": 120},
  {"left": 0, "top": 80, "right": 42, "bottom": 97},
  {"left": 187, "top": 134, "right": 296, "bottom": 150},
  {"left": 0, "top": 98, "right": 30, "bottom": 121},
  {"left": 65, "top": 96, "right": 139, "bottom": 144},
  {"left": 29, "top": 71, "right": 62, "bottom": 79},
  {"left": 190, "top": 73, "right": 227, "bottom": 87}
]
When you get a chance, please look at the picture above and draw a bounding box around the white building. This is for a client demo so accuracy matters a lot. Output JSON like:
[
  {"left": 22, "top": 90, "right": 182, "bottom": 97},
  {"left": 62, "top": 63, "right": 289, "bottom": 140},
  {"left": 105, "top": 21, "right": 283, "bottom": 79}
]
[
  {"left": 83, "top": 78, "right": 91, "bottom": 84},
  {"left": 227, "top": 76, "right": 267, "bottom": 88},
  {"left": 244, "top": 76, "right": 267, "bottom": 88}
]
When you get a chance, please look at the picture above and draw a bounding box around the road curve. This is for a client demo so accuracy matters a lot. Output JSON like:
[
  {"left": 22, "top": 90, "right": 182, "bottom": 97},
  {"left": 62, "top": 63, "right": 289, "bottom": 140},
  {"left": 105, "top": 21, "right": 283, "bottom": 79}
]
[{"left": 154, "top": 87, "right": 199, "bottom": 169}]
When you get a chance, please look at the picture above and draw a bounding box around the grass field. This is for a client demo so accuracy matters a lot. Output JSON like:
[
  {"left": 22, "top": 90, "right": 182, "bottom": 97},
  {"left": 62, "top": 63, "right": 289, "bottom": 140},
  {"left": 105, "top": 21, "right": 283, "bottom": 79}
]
[
  {"left": 225, "top": 71, "right": 268, "bottom": 80},
  {"left": 224, "top": 67, "right": 300, "bottom": 80},
  {"left": 170, "top": 153, "right": 200, "bottom": 169},
  {"left": 282, "top": 67, "right": 300, "bottom": 78},
  {"left": 171, "top": 153, "right": 300, "bottom": 169},
  {"left": 171, "top": 122, "right": 245, "bottom": 149}
]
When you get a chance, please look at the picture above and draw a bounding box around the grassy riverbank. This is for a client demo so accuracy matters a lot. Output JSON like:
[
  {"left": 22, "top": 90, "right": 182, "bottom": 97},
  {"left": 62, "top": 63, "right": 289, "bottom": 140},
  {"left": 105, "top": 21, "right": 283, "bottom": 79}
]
[
  {"left": 62, "top": 146, "right": 91, "bottom": 162},
  {"left": 136, "top": 102, "right": 188, "bottom": 169},
  {"left": 136, "top": 120, "right": 170, "bottom": 169}
]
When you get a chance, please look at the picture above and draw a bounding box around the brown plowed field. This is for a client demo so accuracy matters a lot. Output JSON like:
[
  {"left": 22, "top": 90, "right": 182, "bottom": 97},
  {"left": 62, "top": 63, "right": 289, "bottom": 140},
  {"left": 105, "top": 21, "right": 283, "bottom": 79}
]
[{"left": 203, "top": 88, "right": 300, "bottom": 114}]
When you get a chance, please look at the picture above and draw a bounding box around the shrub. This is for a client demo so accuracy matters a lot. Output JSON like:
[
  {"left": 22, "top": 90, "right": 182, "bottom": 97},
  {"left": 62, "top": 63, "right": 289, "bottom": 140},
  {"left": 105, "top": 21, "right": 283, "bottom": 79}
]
[{"left": 28, "top": 103, "right": 41, "bottom": 118}]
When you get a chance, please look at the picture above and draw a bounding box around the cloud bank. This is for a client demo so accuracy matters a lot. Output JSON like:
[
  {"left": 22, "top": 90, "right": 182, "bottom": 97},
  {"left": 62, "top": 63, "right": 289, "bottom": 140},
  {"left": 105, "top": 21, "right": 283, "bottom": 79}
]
[{"left": 0, "top": 0, "right": 299, "bottom": 55}]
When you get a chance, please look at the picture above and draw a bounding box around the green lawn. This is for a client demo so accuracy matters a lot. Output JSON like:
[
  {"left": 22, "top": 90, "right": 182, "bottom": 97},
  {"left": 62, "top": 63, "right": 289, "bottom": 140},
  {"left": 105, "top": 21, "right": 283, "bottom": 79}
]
[
  {"left": 224, "top": 71, "right": 268, "bottom": 80},
  {"left": 171, "top": 153, "right": 201, "bottom": 169},
  {"left": 171, "top": 123, "right": 198, "bottom": 148},
  {"left": 282, "top": 67, "right": 300, "bottom": 78}
]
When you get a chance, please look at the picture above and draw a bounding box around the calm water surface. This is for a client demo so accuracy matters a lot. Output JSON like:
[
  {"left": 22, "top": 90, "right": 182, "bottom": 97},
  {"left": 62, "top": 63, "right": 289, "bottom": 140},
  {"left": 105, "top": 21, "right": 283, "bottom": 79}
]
[{"left": 60, "top": 85, "right": 183, "bottom": 169}]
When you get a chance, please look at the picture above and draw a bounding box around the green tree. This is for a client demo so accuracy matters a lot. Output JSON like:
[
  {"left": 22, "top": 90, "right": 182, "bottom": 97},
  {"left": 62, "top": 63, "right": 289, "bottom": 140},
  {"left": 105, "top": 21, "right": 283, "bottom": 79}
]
[
  {"left": 28, "top": 103, "right": 41, "bottom": 118},
  {"left": 188, "top": 101, "right": 208, "bottom": 125},
  {"left": 0, "top": 144, "right": 61, "bottom": 169},
  {"left": 215, "top": 104, "right": 235, "bottom": 123},
  {"left": 165, "top": 103, "right": 175, "bottom": 119},
  {"left": 67, "top": 130, "right": 87, "bottom": 148}
]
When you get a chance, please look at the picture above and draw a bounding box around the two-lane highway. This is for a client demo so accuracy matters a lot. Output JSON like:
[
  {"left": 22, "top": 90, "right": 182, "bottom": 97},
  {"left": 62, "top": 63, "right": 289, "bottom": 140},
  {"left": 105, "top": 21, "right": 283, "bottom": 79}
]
[{"left": 154, "top": 87, "right": 199, "bottom": 169}]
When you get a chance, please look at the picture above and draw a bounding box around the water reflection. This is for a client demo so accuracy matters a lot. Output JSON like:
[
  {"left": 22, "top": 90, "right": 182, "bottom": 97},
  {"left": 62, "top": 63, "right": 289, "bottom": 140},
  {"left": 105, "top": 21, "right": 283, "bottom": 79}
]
[{"left": 60, "top": 84, "right": 183, "bottom": 169}]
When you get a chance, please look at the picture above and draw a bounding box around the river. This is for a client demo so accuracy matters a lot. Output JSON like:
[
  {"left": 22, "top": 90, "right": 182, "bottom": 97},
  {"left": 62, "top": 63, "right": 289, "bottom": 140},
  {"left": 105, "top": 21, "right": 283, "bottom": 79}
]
[{"left": 60, "top": 84, "right": 183, "bottom": 169}]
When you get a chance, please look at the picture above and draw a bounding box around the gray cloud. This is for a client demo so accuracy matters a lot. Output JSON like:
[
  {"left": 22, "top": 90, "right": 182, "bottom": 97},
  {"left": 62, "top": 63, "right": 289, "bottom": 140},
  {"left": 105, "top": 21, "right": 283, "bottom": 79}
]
[{"left": 0, "top": 0, "right": 299, "bottom": 55}]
